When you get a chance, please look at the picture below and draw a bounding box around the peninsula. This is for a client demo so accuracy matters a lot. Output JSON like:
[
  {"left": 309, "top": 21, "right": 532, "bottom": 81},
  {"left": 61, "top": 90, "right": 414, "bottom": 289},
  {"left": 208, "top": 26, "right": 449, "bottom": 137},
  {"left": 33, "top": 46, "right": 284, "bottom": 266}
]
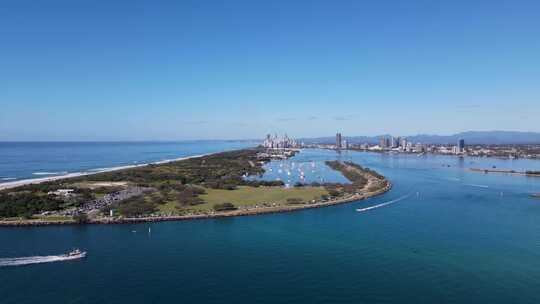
[{"left": 0, "top": 148, "right": 390, "bottom": 226}]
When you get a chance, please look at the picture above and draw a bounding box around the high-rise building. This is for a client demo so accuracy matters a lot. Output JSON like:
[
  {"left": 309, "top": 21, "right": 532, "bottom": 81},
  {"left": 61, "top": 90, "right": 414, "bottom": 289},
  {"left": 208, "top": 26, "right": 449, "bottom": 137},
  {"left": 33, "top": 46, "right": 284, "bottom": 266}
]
[
  {"left": 458, "top": 139, "right": 465, "bottom": 153},
  {"left": 336, "top": 133, "right": 342, "bottom": 149},
  {"left": 390, "top": 136, "right": 400, "bottom": 148},
  {"left": 379, "top": 137, "right": 386, "bottom": 149},
  {"left": 263, "top": 133, "right": 298, "bottom": 149},
  {"left": 400, "top": 137, "right": 407, "bottom": 148}
]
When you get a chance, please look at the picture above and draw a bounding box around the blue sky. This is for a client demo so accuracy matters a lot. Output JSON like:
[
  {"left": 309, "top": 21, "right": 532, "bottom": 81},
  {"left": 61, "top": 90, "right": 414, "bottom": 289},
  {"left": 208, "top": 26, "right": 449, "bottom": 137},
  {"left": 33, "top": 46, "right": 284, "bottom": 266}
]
[{"left": 1, "top": 0, "right": 539, "bottom": 140}]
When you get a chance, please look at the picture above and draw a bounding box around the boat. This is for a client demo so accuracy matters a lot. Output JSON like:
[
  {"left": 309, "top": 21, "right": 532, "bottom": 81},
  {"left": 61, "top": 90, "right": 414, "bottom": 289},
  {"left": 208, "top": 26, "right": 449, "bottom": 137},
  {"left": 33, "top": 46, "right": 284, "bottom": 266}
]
[
  {"left": 63, "top": 249, "right": 87, "bottom": 259},
  {"left": 531, "top": 193, "right": 540, "bottom": 198}
]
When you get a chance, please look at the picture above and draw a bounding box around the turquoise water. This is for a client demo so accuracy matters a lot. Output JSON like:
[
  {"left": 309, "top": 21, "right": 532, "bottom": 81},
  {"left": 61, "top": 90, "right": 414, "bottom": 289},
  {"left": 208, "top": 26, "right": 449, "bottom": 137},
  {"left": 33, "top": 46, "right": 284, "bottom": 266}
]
[{"left": 2, "top": 148, "right": 540, "bottom": 303}]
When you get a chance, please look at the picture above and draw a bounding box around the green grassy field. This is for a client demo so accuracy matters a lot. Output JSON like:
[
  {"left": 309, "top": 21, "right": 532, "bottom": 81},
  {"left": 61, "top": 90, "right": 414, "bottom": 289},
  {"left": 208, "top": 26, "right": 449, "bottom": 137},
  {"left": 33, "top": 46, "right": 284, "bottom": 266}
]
[{"left": 157, "top": 186, "right": 328, "bottom": 214}]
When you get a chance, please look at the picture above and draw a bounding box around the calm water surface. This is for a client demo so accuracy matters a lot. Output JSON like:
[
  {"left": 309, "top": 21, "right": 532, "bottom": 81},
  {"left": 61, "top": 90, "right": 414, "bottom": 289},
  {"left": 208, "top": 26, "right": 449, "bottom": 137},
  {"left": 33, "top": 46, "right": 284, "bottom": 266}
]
[{"left": 2, "top": 148, "right": 540, "bottom": 303}]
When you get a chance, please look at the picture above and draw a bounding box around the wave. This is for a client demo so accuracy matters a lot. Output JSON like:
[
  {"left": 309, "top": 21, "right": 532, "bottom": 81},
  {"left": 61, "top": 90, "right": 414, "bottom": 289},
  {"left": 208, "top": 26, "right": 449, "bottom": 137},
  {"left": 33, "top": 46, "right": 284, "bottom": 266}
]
[
  {"left": 356, "top": 193, "right": 414, "bottom": 213},
  {"left": 87, "top": 167, "right": 110, "bottom": 172},
  {"left": 0, "top": 254, "right": 81, "bottom": 267},
  {"left": 1, "top": 177, "right": 17, "bottom": 181},
  {"left": 32, "top": 171, "right": 68, "bottom": 176},
  {"left": 465, "top": 184, "right": 489, "bottom": 188}
]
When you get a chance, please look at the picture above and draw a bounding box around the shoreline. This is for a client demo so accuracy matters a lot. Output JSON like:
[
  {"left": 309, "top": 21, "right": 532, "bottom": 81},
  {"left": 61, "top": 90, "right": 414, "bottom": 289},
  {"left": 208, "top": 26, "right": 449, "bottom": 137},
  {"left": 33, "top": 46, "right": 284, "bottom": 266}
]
[
  {"left": 0, "top": 153, "right": 213, "bottom": 191},
  {"left": 0, "top": 181, "right": 392, "bottom": 227}
]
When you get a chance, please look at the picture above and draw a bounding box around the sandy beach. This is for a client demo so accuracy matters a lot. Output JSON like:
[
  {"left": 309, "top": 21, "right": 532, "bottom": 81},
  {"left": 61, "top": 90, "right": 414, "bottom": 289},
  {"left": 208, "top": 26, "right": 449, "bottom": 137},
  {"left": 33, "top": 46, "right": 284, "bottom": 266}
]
[{"left": 0, "top": 153, "right": 210, "bottom": 191}]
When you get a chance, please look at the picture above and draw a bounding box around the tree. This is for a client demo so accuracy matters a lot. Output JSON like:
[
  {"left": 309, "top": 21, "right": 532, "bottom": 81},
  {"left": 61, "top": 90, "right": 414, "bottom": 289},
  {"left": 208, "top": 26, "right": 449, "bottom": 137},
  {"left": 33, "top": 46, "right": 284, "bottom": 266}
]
[
  {"left": 117, "top": 197, "right": 157, "bottom": 217},
  {"left": 213, "top": 202, "right": 237, "bottom": 212},
  {"left": 328, "top": 189, "right": 341, "bottom": 197}
]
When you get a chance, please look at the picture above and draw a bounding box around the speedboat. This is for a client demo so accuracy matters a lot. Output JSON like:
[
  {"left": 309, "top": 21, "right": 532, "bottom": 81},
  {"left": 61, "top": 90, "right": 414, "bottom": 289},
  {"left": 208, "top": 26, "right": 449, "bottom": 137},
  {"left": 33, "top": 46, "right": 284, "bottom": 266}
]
[{"left": 64, "top": 249, "right": 87, "bottom": 259}]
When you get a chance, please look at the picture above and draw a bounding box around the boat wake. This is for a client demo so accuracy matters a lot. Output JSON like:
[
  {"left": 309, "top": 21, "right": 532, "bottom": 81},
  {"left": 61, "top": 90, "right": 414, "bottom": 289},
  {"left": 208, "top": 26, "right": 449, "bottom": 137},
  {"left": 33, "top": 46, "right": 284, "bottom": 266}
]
[
  {"left": 0, "top": 254, "right": 83, "bottom": 267},
  {"left": 356, "top": 193, "right": 414, "bottom": 213}
]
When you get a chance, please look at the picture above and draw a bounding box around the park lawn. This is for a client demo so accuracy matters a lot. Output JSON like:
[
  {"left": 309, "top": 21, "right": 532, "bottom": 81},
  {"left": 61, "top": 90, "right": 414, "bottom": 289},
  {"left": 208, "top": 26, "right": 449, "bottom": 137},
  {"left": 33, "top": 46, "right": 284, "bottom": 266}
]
[
  {"left": 157, "top": 186, "right": 328, "bottom": 214},
  {"left": 199, "top": 186, "right": 328, "bottom": 209},
  {"left": 33, "top": 215, "right": 73, "bottom": 221}
]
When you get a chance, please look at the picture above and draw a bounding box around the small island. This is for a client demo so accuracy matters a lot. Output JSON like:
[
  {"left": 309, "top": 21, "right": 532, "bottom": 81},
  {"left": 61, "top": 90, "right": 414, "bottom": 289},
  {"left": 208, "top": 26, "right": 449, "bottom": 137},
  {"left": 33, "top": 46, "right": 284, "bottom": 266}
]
[{"left": 0, "top": 148, "right": 390, "bottom": 226}]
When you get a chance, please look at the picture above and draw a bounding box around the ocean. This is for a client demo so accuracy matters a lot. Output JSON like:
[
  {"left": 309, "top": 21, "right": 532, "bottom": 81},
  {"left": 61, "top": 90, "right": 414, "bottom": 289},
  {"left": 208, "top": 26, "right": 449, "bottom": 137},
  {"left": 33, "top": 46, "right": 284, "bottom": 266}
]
[
  {"left": 2, "top": 144, "right": 540, "bottom": 303},
  {"left": 0, "top": 141, "right": 254, "bottom": 183}
]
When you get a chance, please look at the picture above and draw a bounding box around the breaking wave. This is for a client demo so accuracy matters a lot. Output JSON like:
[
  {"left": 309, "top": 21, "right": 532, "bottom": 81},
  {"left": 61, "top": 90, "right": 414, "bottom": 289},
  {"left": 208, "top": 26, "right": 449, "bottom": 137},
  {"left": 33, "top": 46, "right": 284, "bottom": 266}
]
[
  {"left": 465, "top": 184, "right": 489, "bottom": 189},
  {"left": 32, "top": 171, "right": 68, "bottom": 176}
]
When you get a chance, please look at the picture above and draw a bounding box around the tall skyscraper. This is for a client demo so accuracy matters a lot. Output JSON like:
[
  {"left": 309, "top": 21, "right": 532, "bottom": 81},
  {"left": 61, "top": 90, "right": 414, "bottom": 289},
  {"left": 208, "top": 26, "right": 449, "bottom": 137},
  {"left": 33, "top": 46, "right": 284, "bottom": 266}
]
[
  {"left": 400, "top": 138, "right": 407, "bottom": 149},
  {"left": 458, "top": 139, "right": 465, "bottom": 153},
  {"left": 263, "top": 133, "right": 298, "bottom": 149},
  {"left": 379, "top": 137, "right": 387, "bottom": 149},
  {"left": 390, "top": 136, "right": 399, "bottom": 148},
  {"left": 336, "top": 133, "right": 342, "bottom": 149}
]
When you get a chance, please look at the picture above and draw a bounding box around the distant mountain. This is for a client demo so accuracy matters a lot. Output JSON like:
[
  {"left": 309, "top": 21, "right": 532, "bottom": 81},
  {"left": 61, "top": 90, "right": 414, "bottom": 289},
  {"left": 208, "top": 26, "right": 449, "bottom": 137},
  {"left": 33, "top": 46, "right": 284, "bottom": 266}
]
[{"left": 301, "top": 131, "right": 540, "bottom": 145}]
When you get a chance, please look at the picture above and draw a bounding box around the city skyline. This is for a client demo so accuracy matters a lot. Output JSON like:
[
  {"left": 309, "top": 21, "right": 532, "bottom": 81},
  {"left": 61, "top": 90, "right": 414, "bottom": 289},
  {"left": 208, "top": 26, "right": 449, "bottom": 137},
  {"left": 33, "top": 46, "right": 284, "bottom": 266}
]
[{"left": 1, "top": 1, "right": 540, "bottom": 141}]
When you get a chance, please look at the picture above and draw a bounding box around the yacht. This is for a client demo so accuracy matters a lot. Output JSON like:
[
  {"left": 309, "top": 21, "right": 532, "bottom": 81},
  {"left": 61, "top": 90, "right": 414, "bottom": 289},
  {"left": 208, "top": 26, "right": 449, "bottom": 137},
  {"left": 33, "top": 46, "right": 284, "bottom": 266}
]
[{"left": 64, "top": 249, "right": 87, "bottom": 259}]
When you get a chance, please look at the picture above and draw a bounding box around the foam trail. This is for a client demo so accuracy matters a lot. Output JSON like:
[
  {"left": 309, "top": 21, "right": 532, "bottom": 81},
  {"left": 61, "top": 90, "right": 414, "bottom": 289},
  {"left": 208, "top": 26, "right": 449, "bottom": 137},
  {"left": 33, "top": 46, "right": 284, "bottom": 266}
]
[
  {"left": 0, "top": 255, "right": 78, "bottom": 267},
  {"left": 356, "top": 193, "right": 414, "bottom": 213}
]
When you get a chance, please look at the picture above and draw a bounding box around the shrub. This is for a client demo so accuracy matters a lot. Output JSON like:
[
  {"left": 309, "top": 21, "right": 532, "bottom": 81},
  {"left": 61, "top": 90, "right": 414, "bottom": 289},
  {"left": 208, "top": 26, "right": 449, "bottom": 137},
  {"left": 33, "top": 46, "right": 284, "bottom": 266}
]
[
  {"left": 213, "top": 202, "right": 237, "bottom": 212},
  {"left": 286, "top": 197, "right": 304, "bottom": 204},
  {"left": 117, "top": 196, "right": 157, "bottom": 217},
  {"left": 328, "top": 189, "right": 341, "bottom": 197}
]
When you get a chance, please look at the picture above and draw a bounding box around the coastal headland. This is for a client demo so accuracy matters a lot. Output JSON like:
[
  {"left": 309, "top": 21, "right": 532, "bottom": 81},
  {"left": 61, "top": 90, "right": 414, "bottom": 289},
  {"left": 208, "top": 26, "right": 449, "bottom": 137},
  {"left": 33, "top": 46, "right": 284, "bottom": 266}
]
[{"left": 0, "top": 148, "right": 391, "bottom": 226}]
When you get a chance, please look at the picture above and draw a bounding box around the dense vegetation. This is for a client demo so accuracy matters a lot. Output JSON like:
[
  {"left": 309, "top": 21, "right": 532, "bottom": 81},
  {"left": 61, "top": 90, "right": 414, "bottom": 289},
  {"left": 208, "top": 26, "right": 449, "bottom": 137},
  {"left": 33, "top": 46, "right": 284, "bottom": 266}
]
[
  {"left": 325, "top": 161, "right": 368, "bottom": 189},
  {"left": 342, "top": 161, "right": 385, "bottom": 180},
  {"left": 0, "top": 186, "right": 94, "bottom": 218},
  {"left": 77, "top": 149, "right": 265, "bottom": 189},
  {"left": 325, "top": 160, "right": 387, "bottom": 195},
  {"left": 213, "top": 202, "right": 237, "bottom": 211},
  {"left": 114, "top": 196, "right": 157, "bottom": 217},
  {"left": 0, "top": 192, "right": 63, "bottom": 218},
  {"left": 0, "top": 148, "right": 268, "bottom": 218}
]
